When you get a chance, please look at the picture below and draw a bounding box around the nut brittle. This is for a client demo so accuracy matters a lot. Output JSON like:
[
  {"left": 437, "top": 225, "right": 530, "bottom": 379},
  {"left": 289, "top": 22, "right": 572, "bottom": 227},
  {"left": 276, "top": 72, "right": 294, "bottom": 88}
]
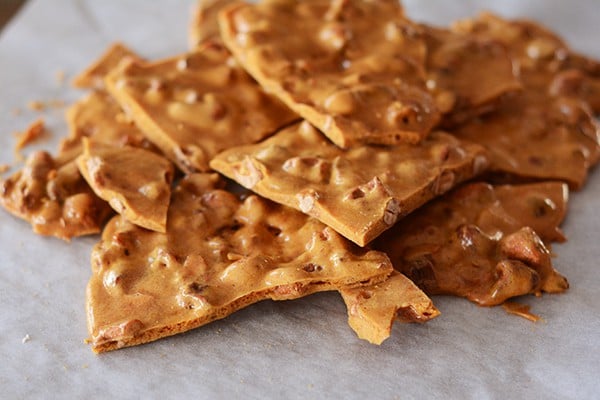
[
  {"left": 219, "top": 0, "right": 437, "bottom": 147},
  {"left": 451, "top": 92, "right": 600, "bottom": 190},
  {"left": 375, "top": 182, "right": 569, "bottom": 306},
  {"left": 339, "top": 271, "right": 439, "bottom": 345},
  {"left": 87, "top": 174, "right": 393, "bottom": 352},
  {"left": 105, "top": 44, "right": 298, "bottom": 173},
  {"left": 72, "top": 42, "right": 143, "bottom": 90},
  {"left": 0, "top": 152, "right": 112, "bottom": 240},
  {"left": 211, "top": 121, "right": 488, "bottom": 246},
  {"left": 77, "top": 139, "right": 174, "bottom": 233}
]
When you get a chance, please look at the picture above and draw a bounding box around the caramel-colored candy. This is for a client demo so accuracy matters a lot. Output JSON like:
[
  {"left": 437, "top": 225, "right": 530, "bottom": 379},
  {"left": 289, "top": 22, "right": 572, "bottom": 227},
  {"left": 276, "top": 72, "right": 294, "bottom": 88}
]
[
  {"left": 77, "top": 139, "right": 174, "bottom": 233},
  {"left": 452, "top": 12, "right": 600, "bottom": 113},
  {"left": 58, "top": 91, "right": 156, "bottom": 164},
  {"left": 375, "top": 182, "right": 570, "bottom": 306},
  {"left": 422, "top": 25, "right": 521, "bottom": 126},
  {"left": 105, "top": 44, "right": 298, "bottom": 173},
  {"left": 452, "top": 92, "right": 600, "bottom": 190},
  {"left": 219, "top": 0, "right": 518, "bottom": 147},
  {"left": 72, "top": 43, "right": 142, "bottom": 90},
  {"left": 0, "top": 152, "right": 112, "bottom": 240},
  {"left": 339, "top": 271, "right": 439, "bottom": 345},
  {"left": 219, "top": 0, "right": 438, "bottom": 147},
  {"left": 210, "top": 121, "right": 488, "bottom": 246},
  {"left": 87, "top": 174, "right": 393, "bottom": 352},
  {"left": 189, "top": 0, "right": 236, "bottom": 48}
]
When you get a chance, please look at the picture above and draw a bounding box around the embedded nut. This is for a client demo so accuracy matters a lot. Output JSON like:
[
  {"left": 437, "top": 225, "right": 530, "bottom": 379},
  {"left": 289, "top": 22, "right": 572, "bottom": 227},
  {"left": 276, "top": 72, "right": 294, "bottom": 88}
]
[
  {"left": 297, "top": 189, "right": 319, "bottom": 213},
  {"left": 383, "top": 199, "right": 400, "bottom": 226},
  {"left": 526, "top": 38, "right": 558, "bottom": 60},
  {"left": 323, "top": 90, "right": 355, "bottom": 115},
  {"left": 433, "top": 170, "right": 455, "bottom": 195}
]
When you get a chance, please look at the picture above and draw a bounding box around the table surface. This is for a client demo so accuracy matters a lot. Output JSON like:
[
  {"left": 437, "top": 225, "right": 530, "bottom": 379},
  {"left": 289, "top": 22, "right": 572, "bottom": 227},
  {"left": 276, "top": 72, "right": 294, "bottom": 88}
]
[{"left": 0, "top": 1, "right": 599, "bottom": 399}]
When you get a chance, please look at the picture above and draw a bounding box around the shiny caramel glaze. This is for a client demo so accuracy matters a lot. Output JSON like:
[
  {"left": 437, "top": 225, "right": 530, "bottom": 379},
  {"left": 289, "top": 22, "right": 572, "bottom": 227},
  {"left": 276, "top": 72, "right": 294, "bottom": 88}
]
[
  {"left": 189, "top": 0, "right": 236, "bottom": 48},
  {"left": 0, "top": 50, "right": 158, "bottom": 240},
  {"left": 452, "top": 91, "right": 600, "bottom": 190},
  {"left": 502, "top": 301, "right": 541, "bottom": 322},
  {"left": 447, "top": 14, "right": 600, "bottom": 190},
  {"left": 339, "top": 271, "right": 439, "bottom": 345},
  {"left": 72, "top": 43, "right": 142, "bottom": 90},
  {"left": 375, "top": 182, "right": 569, "bottom": 306},
  {"left": 218, "top": 0, "right": 518, "bottom": 147},
  {"left": 453, "top": 12, "right": 600, "bottom": 113},
  {"left": 77, "top": 139, "right": 174, "bottom": 233},
  {"left": 210, "top": 121, "right": 488, "bottom": 246},
  {"left": 218, "top": 0, "right": 435, "bottom": 147},
  {"left": 0, "top": 152, "right": 112, "bottom": 240},
  {"left": 57, "top": 91, "right": 157, "bottom": 165},
  {"left": 422, "top": 25, "right": 521, "bottom": 126},
  {"left": 104, "top": 43, "right": 298, "bottom": 173},
  {"left": 87, "top": 174, "right": 394, "bottom": 352}
]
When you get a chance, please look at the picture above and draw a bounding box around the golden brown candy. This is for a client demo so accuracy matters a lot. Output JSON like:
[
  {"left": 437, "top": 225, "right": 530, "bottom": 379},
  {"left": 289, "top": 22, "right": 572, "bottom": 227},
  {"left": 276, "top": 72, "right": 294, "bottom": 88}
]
[
  {"left": 375, "top": 182, "right": 569, "bottom": 306},
  {"left": 77, "top": 139, "right": 174, "bottom": 233},
  {"left": 87, "top": 174, "right": 394, "bottom": 352},
  {"left": 72, "top": 43, "right": 142, "bottom": 90},
  {"left": 211, "top": 121, "right": 488, "bottom": 246},
  {"left": 219, "top": 0, "right": 439, "bottom": 147},
  {"left": 451, "top": 92, "right": 600, "bottom": 190},
  {"left": 189, "top": 0, "right": 236, "bottom": 48},
  {"left": 452, "top": 12, "right": 600, "bottom": 113},
  {"left": 339, "top": 271, "right": 439, "bottom": 345},
  {"left": 105, "top": 44, "right": 298, "bottom": 173},
  {"left": 0, "top": 151, "right": 112, "bottom": 240}
]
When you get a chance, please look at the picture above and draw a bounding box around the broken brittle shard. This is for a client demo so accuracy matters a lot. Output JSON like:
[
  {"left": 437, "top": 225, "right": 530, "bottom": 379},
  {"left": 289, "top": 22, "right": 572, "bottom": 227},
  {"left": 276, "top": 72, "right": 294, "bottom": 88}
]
[
  {"left": 339, "top": 271, "right": 440, "bottom": 345},
  {"left": 72, "top": 42, "right": 143, "bottom": 90},
  {"left": 452, "top": 12, "right": 600, "bottom": 113},
  {"left": 77, "top": 139, "right": 174, "bottom": 233},
  {"left": 219, "top": 0, "right": 438, "bottom": 147},
  {"left": 105, "top": 44, "right": 298, "bottom": 173},
  {"left": 87, "top": 173, "right": 395, "bottom": 352},
  {"left": 211, "top": 121, "right": 488, "bottom": 247},
  {"left": 451, "top": 91, "right": 600, "bottom": 190},
  {"left": 0, "top": 152, "right": 112, "bottom": 240},
  {"left": 58, "top": 91, "right": 157, "bottom": 164},
  {"left": 189, "top": 0, "right": 236, "bottom": 48},
  {"left": 219, "top": 0, "right": 518, "bottom": 147},
  {"left": 375, "top": 182, "right": 570, "bottom": 306}
]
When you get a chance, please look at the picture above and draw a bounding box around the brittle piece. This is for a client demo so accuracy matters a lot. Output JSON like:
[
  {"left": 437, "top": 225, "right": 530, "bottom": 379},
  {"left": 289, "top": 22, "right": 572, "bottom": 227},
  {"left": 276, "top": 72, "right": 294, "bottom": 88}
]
[
  {"left": 453, "top": 12, "right": 600, "bottom": 113},
  {"left": 339, "top": 271, "right": 439, "bottom": 345},
  {"left": 423, "top": 26, "right": 521, "bottom": 125},
  {"left": 219, "top": 0, "right": 439, "bottom": 147},
  {"left": 77, "top": 139, "right": 174, "bottom": 233},
  {"left": 58, "top": 91, "right": 156, "bottom": 164},
  {"left": 105, "top": 44, "right": 298, "bottom": 173},
  {"left": 452, "top": 92, "right": 600, "bottom": 190},
  {"left": 0, "top": 152, "right": 112, "bottom": 240},
  {"left": 210, "top": 121, "right": 488, "bottom": 246},
  {"left": 375, "top": 182, "right": 570, "bottom": 306},
  {"left": 72, "top": 43, "right": 142, "bottom": 89},
  {"left": 189, "top": 0, "right": 236, "bottom": 48},
  {"left": 87, "top": 174, "right": 393, "bottom": 352}
]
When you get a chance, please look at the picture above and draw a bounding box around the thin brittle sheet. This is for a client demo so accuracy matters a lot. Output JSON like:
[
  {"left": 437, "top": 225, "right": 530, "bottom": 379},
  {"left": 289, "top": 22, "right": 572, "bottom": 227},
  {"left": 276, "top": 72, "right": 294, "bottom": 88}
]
[{"left": 211, "top": 121, "right": 488, "bottom": 246}]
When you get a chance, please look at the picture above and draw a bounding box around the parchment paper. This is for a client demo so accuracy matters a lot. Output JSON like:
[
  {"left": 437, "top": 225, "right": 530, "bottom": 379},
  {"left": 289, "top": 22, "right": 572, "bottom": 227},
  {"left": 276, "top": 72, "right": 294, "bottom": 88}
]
[{"left": 0, "top": 1, "right": 598, "bottom": 398}]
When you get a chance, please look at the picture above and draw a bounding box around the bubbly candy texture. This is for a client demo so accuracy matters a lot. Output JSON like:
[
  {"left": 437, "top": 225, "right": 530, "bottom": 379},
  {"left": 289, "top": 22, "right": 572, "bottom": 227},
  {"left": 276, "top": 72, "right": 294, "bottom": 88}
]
[
  {"left": 375, "top": 182, "right": 569, "bottom": 306},
  {"left": 87, "top": 174, "right": 397, "bottom": 352},
  {"left": 105, "top": 43, "right": 298, "bottom": 173},
  {"left": 77, "top": 139, "right": 174, "bottom": 233},
  {"left": 211, "top": 121, "right": 488, "bottom": 246}
]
